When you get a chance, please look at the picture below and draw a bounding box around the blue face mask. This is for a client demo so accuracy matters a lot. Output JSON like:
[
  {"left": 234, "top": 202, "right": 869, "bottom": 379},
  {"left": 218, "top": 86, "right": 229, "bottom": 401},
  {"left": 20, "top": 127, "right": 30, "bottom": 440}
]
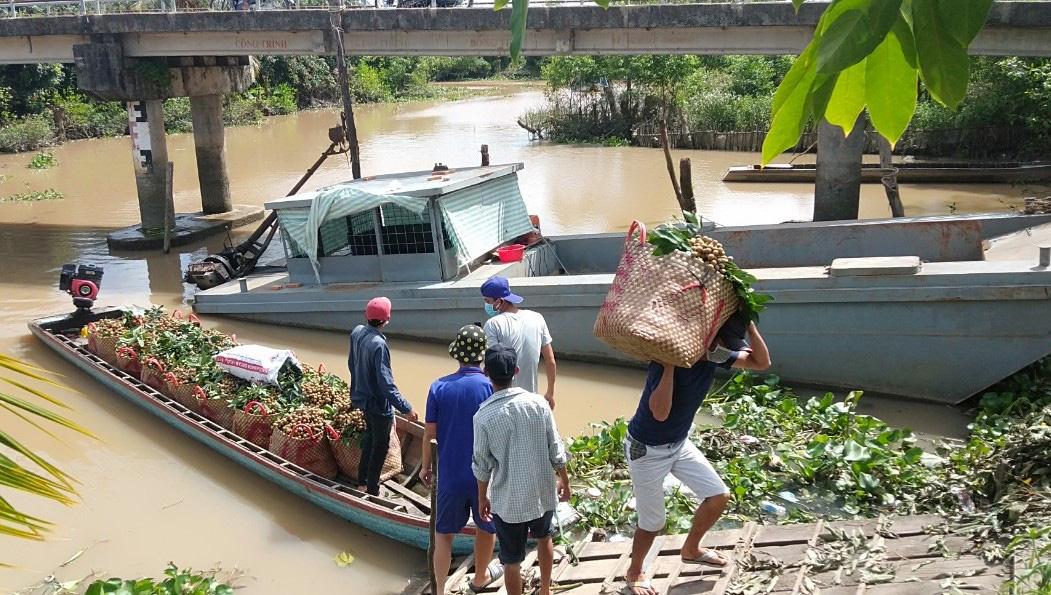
[{"left": 484, "top": 302, "right": 499, "bottom": 317}]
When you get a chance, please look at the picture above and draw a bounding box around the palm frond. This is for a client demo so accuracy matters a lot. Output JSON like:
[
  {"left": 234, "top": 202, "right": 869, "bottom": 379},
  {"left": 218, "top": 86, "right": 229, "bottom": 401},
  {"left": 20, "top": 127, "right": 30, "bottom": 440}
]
[{"left": 1, "top": 351, "right": 93, "bottom": 548}]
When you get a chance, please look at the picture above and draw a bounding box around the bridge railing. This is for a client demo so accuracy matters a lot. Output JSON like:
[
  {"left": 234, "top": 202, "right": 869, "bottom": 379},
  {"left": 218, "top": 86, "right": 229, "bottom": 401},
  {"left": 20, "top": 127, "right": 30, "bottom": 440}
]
[{"left": 1, "top": 0, "right": 598, "bottom": 17}]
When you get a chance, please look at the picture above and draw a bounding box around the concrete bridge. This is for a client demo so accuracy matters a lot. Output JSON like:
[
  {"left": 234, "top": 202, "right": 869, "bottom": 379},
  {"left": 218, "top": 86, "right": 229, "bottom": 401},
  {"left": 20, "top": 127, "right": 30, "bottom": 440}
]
[
  {"left": 2, "top": 2, "right": 1051, "bottom": 63},
  {"left": 2, "top": 1, "right": 1049, "bottom": 248}
]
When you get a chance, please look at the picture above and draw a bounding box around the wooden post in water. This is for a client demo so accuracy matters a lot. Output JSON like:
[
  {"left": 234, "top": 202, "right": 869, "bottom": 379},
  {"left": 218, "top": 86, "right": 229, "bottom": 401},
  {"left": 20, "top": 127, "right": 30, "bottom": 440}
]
[
  {"left": 329, "top": 0, "right": 361, "bottom": 180},
  {"left": 659, "top": 119, "right": 683, "bottom": 209},
  {"left": 163, "top": 162, "right": 174, "bottom": 254},
  {"left": 679, "top": 158, "right": 696, "bottom": 214},
  {"left": 427, "top": 439, "right": 438, "bottom": 595},
  {"left": 481, "top": 144, "right": 490, "bottom": 167},
  {"left": 879, "top": 136, "right": 905, "bottom": 218}
]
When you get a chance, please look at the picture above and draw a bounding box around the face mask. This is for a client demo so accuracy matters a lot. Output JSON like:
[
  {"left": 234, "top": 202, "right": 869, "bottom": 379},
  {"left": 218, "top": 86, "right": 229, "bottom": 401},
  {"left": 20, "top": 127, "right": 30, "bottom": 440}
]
[{"left": 484, "top": 302, "right": 499, "bottom": 317}]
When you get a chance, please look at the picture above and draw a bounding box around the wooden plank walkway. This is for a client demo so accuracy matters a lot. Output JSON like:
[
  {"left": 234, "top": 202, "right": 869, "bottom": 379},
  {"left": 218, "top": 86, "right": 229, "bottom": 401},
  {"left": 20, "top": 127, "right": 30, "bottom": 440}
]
[{"left": 403, "top": 514, "right": 1012, "bottom": 595}]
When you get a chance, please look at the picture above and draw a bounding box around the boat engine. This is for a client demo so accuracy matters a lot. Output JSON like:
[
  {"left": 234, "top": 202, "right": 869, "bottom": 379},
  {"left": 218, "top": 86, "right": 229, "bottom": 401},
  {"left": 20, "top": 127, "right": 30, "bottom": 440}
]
[{"left": 59, "top": 263, "right": 103, "bottom": 310}]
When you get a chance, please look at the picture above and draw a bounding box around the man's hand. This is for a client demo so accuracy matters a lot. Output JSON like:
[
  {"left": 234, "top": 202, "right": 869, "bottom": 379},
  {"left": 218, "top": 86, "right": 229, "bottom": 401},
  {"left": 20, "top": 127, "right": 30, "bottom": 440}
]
[
  {"left": 479, "top": 496, "right": 492, "bottom": 522},
  {"left": 420, "top": 467, "right": 432, "bottom": 489},
  {"left": 544, "top": 390, "right": 555, "bottom": 410},
  {"left": 557, "top": 476, "right": 571, "bottom": 503},
  {"left": 407, "top": 410, "right": 419, "bottom": 422}
]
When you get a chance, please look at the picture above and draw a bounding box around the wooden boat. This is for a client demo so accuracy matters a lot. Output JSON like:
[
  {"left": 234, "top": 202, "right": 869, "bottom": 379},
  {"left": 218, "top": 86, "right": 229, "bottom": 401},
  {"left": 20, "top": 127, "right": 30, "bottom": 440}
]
[
  {"left": 28, "top": 308, "right": 478, "bottom": 554},
  {"left": 722, "top": 161, "right": 1051, "bottom": 183}
]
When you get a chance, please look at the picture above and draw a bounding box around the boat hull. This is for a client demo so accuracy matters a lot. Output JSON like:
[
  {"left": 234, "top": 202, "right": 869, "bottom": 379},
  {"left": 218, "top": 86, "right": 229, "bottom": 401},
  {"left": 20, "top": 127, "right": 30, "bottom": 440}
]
[
  {"left": 723, "top": 162, "right": 1051, "bottom": 184},
  {"left": 28, "top": 312, "right": 476, "bottom": 555}
]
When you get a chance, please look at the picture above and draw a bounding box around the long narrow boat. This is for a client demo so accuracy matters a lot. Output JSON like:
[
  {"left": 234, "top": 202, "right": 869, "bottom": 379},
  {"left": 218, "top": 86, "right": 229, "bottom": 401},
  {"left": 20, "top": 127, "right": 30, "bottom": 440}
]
[
  {"left": 722, "top": 161, "right": 1051, "bottom": 184},
  {"left": 28, "top": 308, "right": 477, "bottom": 554}
]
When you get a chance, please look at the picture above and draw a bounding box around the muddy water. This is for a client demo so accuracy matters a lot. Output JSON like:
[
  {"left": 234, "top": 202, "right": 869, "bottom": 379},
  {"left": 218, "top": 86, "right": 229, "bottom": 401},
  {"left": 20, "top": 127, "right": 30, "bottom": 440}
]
[{"left": 0, "top": 84, "right": 994, "bottom": 592}]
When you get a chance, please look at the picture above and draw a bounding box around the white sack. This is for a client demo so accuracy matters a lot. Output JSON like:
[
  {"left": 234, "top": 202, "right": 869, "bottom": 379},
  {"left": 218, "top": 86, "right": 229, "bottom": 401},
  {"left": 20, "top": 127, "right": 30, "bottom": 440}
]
[{"left": 215, "top": 345, "right": 300, "bottom": 386}]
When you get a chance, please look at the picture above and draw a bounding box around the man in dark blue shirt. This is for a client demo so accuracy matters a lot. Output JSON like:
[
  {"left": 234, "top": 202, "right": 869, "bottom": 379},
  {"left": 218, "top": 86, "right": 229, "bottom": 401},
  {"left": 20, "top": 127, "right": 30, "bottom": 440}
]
[
  {"left": 349, "top": 297, "right": 417, "bottom": 496},
  {"left": 421, "top": 325, "right": 502, "bottom": 594},
  {"left": 624, "top": 315, "right": 771, "bottom": 595}
]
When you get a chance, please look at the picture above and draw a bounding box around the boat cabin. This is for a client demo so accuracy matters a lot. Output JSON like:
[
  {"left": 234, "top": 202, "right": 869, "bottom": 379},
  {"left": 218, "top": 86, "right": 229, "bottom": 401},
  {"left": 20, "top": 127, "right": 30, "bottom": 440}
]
[{"left": 266, "top": 163, "right": 534, "bottom": 285}]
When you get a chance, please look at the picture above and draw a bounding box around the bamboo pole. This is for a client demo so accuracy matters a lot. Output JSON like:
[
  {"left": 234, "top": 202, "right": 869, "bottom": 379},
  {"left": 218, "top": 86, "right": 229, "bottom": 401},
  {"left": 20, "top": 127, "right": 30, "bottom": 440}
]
[
  {"left": 163, "top": 162, "right": 174, "bottom": 254},
  {"left": 427, "top": 439, "right": 438, "bottom": 595}
]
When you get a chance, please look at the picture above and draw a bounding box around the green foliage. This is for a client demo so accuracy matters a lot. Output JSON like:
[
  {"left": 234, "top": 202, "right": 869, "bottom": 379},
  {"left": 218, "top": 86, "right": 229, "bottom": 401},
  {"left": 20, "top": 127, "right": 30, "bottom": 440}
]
[
  {"left": 0, "top": 353, "right": 94, "bottom": 544},
  {"left": 134, "top": 58, "right": 174, "bottom": 89},
  {"left": 265, "top": 83, "right": 298, "bottom": 115},
  {"left": 0, "top": 115, "right": 54, "bottom": 153},
  {"left": 421, "top": 56, "right": 495, "bottom": 81},
  {"left": 257, "top": 56, "right": 339, "bottom": 107},
  {"left": 28, "top": 151, "right": 55, "bottom": 170},
  {"left": 761, "top": 0, "right": 995, "bottom": 164},
  {"left": 85, "top": 564, "right": 235, "bottom": 595},
  {"left": 1, "top": 187, "right": 63, "bottom": 202},
  {"left": 54, "top": 92, "right": 128, "bottom": 139},
  {"left": 0, "top": 64, "right": 66, "bottom": 116},
  {"left": 351, "top": 63, "right": 393, "bottom": 104}
]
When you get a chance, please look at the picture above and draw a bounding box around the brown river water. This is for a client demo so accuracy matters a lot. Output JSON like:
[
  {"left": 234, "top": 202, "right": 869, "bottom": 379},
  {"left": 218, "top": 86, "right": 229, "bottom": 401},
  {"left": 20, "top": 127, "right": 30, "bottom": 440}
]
[{"left": 0, "top": 83, "right": 1013, "bottom": 592}]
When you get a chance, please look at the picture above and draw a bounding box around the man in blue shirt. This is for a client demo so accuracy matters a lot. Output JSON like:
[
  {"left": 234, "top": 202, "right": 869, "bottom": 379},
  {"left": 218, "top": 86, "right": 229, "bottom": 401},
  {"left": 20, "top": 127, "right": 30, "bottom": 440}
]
[
  {"left": 349, "top": 296, "right": 417, "bottom": 496},
  {"left": 624, "top": 315, "right": 771, "bottom": 595},
  {"left": 421, "top": 325, "right": 502, "bottom": 594}
]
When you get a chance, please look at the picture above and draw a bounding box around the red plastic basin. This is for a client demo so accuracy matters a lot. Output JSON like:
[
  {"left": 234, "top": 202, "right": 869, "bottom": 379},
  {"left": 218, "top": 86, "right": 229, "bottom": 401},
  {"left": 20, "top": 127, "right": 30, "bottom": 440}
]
[{"left": 497, "top": 244, "right": 526, "bottom": 262}]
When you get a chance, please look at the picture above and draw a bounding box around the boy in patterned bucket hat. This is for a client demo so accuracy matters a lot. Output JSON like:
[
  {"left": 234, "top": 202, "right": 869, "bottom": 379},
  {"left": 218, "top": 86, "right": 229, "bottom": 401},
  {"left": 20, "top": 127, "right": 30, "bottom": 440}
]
[{"left": 421, "top": 325, "right": 502, "bottom": 594}]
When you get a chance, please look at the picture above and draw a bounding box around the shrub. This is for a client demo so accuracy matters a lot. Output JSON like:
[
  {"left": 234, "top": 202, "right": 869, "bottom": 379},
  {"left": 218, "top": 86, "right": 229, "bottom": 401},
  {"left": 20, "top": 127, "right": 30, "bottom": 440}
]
[
  {"left": 265, "top": 83, "right": 298, "bottom": 115},
  {"left": 351, "top": 64, "right": 392, "bottom": 103},
  {"left": 54, "top": 92, "right": 127, "bottom": 139},
  {"left": 224, "top": 93, "right": 265, "bottom": 126},
  {"left": 163, "top": 97, "right": 193, "bottom": 134},
  {"left": 421, "top": 56, "right": 494, "bottom": 82},
  {"left": 0, "top": 115, "right": 54, "bottom": 153}
]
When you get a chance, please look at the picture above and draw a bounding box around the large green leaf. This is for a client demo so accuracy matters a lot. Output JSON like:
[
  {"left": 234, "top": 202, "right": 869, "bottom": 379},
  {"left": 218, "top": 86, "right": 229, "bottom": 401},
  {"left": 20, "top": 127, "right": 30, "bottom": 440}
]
[
  {"left": 824, "top": 58, "right": 867, "bottom": 134},
  {"left": 912, "top": 0, "right": 969, "bottom": 108},
  {"left": 509, "top": 0, "right": 529, "bottom": 61},
  {"left": 937, "top": 0, "right": 994, "bottom": 46},
  {"left": 772, "top": 42, "right": 817, "bottom": 115},
  {"left": 865, "top": 15, "right": 918, "bottom": 145},
  {"left": 762, "top": 60, "right": 818, "bottom": 165},
  {"left": 816, "top": 0, "right": 902, "bottom": 75}
]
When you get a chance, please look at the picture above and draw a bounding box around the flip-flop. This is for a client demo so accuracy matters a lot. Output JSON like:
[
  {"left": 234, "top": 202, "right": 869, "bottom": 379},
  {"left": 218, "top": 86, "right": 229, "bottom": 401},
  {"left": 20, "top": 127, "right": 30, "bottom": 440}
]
[
  {"left": 468, "top": 560, "right": 504, "bottom": 593},
  {"left": 625, "top": 579, "right": 657, "bottom": 595},
  {"left": 681, "top": 549, "right": 728, "bottom": 567}
]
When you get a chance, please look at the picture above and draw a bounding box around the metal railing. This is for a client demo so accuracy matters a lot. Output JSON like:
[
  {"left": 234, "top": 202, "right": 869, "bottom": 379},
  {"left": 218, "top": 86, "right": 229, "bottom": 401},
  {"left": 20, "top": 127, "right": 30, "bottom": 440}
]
[{"left": 3, "top": 0, "right": 621, "bottom": 17}]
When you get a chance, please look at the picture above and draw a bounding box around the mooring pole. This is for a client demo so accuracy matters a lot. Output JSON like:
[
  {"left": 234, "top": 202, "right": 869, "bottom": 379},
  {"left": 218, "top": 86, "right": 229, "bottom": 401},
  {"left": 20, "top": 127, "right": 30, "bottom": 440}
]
[
  {"left": 481, "top": 144, "right": 490, "bottom": 166},
  {"left": 329, "top": 0, "right": 361, "bottom": 180},
  {"left": 163, "top": 162, "right": 174, "bottom": 254},
  {"left": 427, "top": 439, "right": 438, "bottom": 594}
]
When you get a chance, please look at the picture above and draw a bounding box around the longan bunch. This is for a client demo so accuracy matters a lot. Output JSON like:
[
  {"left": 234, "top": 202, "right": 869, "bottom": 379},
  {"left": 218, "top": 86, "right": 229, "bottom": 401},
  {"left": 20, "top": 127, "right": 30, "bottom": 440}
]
[
  {"left": 302, "top": 378, "right": 347, "bottom": 408},
  {"left": 92, "top": 318, "right": 126, "bottom": 338},
  {"left": 279, "top": 405, "right": 328, "bottom": 437},
  {"left": 689, "top": 235, "right": 733, "bottom": 276},
  {"left": 330, "top": 407, "right": 366, "bottom": 439}
]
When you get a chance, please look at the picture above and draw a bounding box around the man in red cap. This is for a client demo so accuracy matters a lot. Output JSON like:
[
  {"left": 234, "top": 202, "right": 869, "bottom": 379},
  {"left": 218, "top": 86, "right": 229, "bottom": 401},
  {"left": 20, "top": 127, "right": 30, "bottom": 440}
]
[{"left": 349, "top": 296, "right": 418, "bottom": 496}]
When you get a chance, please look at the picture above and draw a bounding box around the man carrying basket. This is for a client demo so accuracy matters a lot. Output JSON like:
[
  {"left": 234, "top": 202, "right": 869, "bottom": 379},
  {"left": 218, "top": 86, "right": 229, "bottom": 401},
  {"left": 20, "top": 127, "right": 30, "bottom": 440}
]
[{"left": 623, "top": 313, "right": 770, "bottom": 595}]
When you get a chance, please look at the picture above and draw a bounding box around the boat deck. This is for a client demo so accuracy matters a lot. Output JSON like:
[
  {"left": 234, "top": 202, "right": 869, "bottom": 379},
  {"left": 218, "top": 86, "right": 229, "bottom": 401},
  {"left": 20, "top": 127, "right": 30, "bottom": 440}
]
[{"left": 403, "top": 514, "right": 1011, "bottom": 594}]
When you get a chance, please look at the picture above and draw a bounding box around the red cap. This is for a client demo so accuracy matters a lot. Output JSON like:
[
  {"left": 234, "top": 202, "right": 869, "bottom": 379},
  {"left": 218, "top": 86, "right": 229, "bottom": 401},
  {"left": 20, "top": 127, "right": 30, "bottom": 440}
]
[{"left": 366, "top": 297, "right": 392, "bottom": 321}]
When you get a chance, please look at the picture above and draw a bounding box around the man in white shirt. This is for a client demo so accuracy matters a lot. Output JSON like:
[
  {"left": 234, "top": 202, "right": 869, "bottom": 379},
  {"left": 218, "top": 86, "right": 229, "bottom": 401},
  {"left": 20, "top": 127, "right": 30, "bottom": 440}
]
[{"left": 480, "top": 276, "right": 557, "bottom": 409}]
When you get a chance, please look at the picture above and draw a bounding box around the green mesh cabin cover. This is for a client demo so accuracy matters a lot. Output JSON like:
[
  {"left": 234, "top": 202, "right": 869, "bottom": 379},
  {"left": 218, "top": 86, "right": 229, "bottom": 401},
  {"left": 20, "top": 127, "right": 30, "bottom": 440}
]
[
  {"left": 439, "top": 173, "right": 534, "bottom": 267},
  {"left": 275, "top": 171, "right": 533, "bottom": 281}
]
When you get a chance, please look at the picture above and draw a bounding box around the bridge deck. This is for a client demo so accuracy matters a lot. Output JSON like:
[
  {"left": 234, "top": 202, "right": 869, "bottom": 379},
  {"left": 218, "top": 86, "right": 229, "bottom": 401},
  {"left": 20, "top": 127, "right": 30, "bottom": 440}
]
[
  {"left": 1, "top": 2, "right": 1050, "bottom": 63},
  {"left": 403, "top": 514, "right": 1011, "bottom": 594}
]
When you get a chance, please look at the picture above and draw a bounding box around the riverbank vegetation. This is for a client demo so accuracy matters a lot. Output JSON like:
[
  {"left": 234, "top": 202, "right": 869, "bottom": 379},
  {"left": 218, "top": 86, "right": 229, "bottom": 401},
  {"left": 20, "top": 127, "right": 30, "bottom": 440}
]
[
  {"left": 524, "top": 55, "right": 1051, "bottom": 159},
  {"left": 0, "top": 56, "right": 541, "bottom": 154},
  {"left": 565, "top": 360, "right": 1051, "bottom": 590}
]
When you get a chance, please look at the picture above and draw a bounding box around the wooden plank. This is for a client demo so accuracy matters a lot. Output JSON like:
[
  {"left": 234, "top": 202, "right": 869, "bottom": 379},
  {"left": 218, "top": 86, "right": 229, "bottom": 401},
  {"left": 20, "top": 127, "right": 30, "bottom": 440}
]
[
  {"left": 663, "top": 527, "right": 745, "bottom": 551},
  {"left": 384, "top": 479, "right": 431, "bottom": 514},
  {"left": 753, "top": 524, "right": 818, "bottom": 546},
  {"left": 814, "top": 575, "right": 1004, "bottom": 595},
  {"left": 882, "top": 533, "right": 975, "bottom": 559},
  {"left": 440, "top": 554, "right": 476, "bottom": 594},
  {"left": 708, "top": 522, "right": 758, "bottom": 595},
  {"left": 886, "top": 514, "right": 946, "bottom": 536},
  {"left": 749, "top": 543, "right": 810, "bottom": 567},
  {"left": 806, "top": 555, "right": 1004, "bottom": 587}
]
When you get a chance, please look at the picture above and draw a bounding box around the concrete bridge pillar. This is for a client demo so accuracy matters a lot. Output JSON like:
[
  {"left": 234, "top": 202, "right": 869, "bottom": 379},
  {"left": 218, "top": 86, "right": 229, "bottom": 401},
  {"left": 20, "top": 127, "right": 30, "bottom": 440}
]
[
  {"left": 189, "top": 94, "right": 232, "bottom": 214},
  {"left": 813, "top": 114, "right": 866, "bottom": 221},
  {"left": 128, "top": 99, "right": 173, "bottom": 232}
]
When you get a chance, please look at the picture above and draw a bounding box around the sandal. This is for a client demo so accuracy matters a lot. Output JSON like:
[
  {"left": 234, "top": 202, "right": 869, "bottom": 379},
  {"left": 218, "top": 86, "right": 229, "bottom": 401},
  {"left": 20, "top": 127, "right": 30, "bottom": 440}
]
[
  {"left": 468, "top": 560, "right": 504, "bottom": 593},
  {"left": 681, "top": 548, "right": 727, "bottom": 567}
]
